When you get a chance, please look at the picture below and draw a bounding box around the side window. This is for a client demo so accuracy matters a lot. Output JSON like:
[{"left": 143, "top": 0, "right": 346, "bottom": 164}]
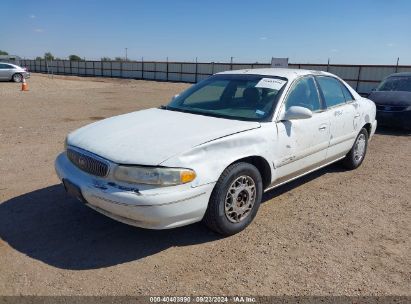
[
  {"left": 316, "top": 76, "right": 346, "bottom": 107},
  {"left": 285, "top": 77, "right": 321, "bottom": 112},
  {"left": 0, "top": 64, "right": 13, "bottom": 69},
  {"left": 340, "top": 82, "right": 354, "bottom": 102}
]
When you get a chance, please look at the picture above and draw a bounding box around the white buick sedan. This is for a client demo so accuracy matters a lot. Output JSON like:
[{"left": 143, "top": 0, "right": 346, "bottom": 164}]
[{"left": 55, "top": 68, "right": 377, "bottom": 235}]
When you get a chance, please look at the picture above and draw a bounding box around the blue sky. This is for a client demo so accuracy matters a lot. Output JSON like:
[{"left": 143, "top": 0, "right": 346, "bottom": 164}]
[{"left": 1, "top": 0, "right": 411, "bottom": 64}]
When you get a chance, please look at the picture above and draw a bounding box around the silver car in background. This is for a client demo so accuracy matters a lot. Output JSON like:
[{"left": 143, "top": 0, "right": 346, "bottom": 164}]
[{"left": 0, "top": 62, "right": 30, "bottom": 82}]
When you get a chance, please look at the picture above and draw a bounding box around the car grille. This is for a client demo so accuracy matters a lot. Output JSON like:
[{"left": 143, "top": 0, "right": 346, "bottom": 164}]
[
  {"left": 376, "top": 105, "right": 407, "bottom": 112},
  {"left": 67, "top": 148, "right": 109, "bottom": 177}
]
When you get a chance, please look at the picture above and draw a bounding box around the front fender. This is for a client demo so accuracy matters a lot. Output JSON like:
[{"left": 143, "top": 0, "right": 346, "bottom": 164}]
[{"left": 160, "top": 125, "right": 277, "bottom": 187}]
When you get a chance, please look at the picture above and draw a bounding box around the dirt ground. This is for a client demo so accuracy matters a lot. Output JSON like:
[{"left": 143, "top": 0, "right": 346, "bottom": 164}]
[{"left": 0, "top": 74, "right": 410, "bottom": 296}]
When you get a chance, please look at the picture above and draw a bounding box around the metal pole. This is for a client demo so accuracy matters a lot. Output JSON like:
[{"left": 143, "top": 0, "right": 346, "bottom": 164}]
[
  {"left": 180, "top": 62, "right": 183, "bottom": 81},
  {"left": 142, "top": 57, "right": 144, "bottom": 80},
  {"left": 327, "top": 58, "right": 330, "bottom": 72},
  {"left": 195, "top": 57, "right": 198, "bottom": 83},
  {"left": 166, "top": 57, "right": 169, "bottom": 81},
  {"left": 230, "top": 57, "right": 234, "bottom": 70},
  {"left": 356, "top": 66, "right": 362, "bottom": 92},
  {"left": 395, "top": 57, "right": 399, "bottom": 72},
  {"left": 125, "top": 48, "right": 128, "bottom": 61}
]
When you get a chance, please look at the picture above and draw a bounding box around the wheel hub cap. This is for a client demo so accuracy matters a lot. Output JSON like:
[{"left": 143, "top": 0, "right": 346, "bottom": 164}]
[
  {"left": 225, "top": 176, "right": 256, "bottom": 223},
  {"left": 354, "top": 134, "right": 366, "bottom": 162}
]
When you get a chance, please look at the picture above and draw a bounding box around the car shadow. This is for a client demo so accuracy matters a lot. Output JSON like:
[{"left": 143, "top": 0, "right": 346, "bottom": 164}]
[
  {"left": 0, "top": 185, "right": 220, "bottom": 270},
  {"left": 262, "top": 162, "right": 345, "bottom": 202},
  {"left": 375, "top": 126, "right": 411, "bottom": 136},
  {"left": 0, "top": 162, "right": 345, "bottom": 271}
]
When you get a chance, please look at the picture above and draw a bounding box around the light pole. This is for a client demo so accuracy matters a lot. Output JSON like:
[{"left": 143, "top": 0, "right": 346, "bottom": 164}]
[{"left": 125, "top": 48, "right": 128, "bottom": 61}]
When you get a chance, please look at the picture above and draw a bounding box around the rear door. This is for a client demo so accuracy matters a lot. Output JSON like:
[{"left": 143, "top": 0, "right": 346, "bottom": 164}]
[{"left": 316, "top": 76, "right": 359, "bottom": 160}]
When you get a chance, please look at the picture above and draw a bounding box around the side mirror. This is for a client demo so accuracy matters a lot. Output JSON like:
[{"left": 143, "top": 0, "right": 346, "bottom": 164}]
[
  {"left": 280, "top": 106, "right": 313, "bottom": 121},
  {"left": 171, "top": 94, "right": 179, "bottom": 101}
]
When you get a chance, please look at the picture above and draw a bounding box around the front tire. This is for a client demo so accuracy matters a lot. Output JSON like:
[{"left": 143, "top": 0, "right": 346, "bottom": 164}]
[
  {"left": 12, "top": 73, "right": 23, "bottom": 83},
  {"left": 342, "top": 128, "right": 368, "bottom": 170},
  {"left": 204, "top": 162, "right": 263, "bottom": 236}
]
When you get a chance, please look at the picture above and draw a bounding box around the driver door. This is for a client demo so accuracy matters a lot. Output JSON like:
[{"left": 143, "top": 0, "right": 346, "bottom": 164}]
[{"left": 273, "top": 76, "right": 330, "bottom": 183}]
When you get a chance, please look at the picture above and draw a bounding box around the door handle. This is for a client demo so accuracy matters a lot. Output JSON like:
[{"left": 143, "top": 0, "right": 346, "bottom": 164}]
[
  {"left": 319, "top": 125, "right": 327, "bottom": 131},
  {"left": 354, "top": 113, "right": 360, "bottom": 118}
]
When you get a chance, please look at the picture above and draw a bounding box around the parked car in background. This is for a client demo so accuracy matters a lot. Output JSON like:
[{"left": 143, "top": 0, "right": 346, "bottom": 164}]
[
  {"left": 55, "top": 68, "right": 377, "bottom": 236},
  {"left": 368, "top": 72, "right": 411, "bottom": 130},
  {"left": 0, "top": 62, "right": 30, "bottom": 82}
]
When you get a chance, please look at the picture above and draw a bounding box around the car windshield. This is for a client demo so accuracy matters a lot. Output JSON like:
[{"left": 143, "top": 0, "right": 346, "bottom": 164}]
[
  {"left": 377, "top": 76, "right": 411, "bottom": 92},
  {"left": 166, "top": 74, "right": 287, "bottom": 121}
]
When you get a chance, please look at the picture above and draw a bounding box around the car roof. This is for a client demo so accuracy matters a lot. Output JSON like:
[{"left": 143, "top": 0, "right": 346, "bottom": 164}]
[
  {"left": 386, "top": 72, "right": 411, "bottom": 77},
  {"left": 216, "top": 68, "right": 334, "bottom": 80}
]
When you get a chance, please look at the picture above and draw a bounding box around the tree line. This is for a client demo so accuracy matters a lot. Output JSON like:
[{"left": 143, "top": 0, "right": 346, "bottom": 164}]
[
  {"left": 34, "top": 52, "right": 129, "bottom": 62},
  {"left": 1, "top": 50, "right": 129, "bottom": 61}
]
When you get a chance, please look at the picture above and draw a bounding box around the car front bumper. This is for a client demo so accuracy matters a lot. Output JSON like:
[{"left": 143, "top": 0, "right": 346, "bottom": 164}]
[
  {"left": 376, "top": 110, "right": 411, "bottom": 130},
  {"left": 55, "top": 152, "right": 215, "bottom": 229}
]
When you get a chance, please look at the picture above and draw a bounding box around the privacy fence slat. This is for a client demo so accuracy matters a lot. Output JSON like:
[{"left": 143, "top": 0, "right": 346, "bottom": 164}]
[{"left": 18, "top": 59, "right": 411, "bottom": 95}]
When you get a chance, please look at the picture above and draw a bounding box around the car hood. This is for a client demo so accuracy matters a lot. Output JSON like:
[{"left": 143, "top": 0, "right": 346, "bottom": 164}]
[
  {"left": 67, "top": 108, "right": 260, "bottom": 165},
  {"left": 368, "top": 91, "right": 411, "bottom": 106}
]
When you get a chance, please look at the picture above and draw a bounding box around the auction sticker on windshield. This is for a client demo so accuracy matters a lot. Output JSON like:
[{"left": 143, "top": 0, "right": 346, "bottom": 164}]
[{"left": 255, "top": 78, "right": 287, "bottom": 90}]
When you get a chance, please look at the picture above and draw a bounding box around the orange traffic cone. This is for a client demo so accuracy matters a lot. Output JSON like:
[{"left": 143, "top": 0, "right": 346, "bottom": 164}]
[{"left": 21, "top": 78, "right": 29, "bottom": 91}]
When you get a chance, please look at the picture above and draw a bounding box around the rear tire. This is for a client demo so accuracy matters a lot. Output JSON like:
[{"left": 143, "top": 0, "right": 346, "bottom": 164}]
[
  {"left": 342, "top": 128, "right": 368, "bottom": 170},
  {"left": 203, "top": 162, "right": 263, "bottom": 236},
  {"left": 12, "top": 73, "right": 23, "bottom": 83}
]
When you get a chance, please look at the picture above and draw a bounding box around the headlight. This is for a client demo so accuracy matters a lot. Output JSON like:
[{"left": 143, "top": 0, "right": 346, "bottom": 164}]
[{"left": 113, "top": 166, "right": 196, "bottom": 186}]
